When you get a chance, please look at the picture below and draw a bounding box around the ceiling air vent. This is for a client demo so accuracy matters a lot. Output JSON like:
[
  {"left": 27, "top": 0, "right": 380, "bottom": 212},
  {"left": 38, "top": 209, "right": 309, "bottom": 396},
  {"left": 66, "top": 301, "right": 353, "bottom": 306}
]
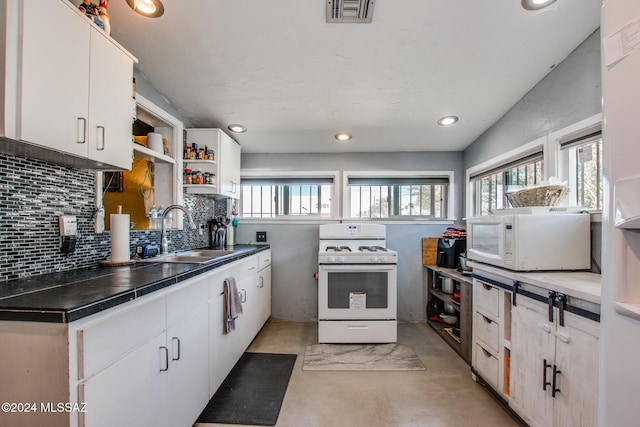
[{"left": 326, "top": 0, "right": 376, "bottom": 23}]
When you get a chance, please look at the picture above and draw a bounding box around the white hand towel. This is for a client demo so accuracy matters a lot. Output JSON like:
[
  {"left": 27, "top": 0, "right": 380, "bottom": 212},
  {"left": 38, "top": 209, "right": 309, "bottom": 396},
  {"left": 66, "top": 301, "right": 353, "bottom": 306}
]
[{"left": 224, "top": 276, "right": 243, "bottom": 334}]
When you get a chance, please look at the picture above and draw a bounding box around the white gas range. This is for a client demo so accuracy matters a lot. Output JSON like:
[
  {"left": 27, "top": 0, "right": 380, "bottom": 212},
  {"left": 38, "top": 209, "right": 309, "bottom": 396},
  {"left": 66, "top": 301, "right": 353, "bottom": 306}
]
[{"left": 317, "top": 223, "right": 398, "bottom": 343}]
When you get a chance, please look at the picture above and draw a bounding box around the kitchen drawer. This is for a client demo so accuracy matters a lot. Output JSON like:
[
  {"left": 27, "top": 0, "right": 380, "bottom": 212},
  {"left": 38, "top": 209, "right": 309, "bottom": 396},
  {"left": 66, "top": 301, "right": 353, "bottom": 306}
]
[
  {"left": 476, "top": 280, "right": 500, "bottom": 319},
  {"left": 77, "top": 295, "right": 166, "bottom": 380},
  {"left": 474, "top": 343, "right": 499, "bottom": 388},
  {"left": 318, "top": 320, "right": 397, "bottom": 343},
  {"left": 258, "top": 250, "right": 272, "bottom": 271},
  {"left": 475, "top": 311, "right": 500, "bottom": 353},
  {"left": 234, "top": 255, "right": 259, "bottom": 280}
]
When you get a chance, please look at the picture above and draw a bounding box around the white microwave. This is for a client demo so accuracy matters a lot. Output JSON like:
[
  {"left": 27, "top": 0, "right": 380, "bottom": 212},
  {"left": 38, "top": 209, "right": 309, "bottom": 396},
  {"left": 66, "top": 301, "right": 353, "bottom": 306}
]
[{"left": 466, "top": 212, "right": 591, "bottom": 271}]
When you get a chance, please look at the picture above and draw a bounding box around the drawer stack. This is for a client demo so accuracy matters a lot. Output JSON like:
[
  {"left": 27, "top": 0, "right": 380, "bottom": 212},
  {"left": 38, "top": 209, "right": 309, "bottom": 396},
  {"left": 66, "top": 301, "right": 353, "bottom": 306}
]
[{"left": 472, "top": 277, "right": 512, "bottom": 399}]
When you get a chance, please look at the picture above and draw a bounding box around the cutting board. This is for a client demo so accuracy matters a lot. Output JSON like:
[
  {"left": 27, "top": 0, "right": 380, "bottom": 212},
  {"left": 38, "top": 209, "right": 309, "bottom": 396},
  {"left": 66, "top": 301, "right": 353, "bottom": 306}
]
[{"left": 422, "top": 237, "right": 439, "bottom": 265}]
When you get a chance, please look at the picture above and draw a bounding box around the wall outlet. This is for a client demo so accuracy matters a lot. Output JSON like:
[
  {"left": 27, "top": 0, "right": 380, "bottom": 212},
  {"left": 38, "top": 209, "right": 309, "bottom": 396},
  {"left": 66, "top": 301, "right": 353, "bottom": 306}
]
[
  {"left": 198, "top": 224, "right": 206, "bottom": 236},
  {"left": 256, "top": 231, "right": 267, "bottom": 242}
]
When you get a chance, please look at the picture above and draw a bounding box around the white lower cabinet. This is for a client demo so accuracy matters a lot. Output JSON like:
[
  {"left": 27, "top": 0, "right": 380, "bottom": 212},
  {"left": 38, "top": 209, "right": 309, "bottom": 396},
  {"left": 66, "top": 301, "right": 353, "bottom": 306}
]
[
  {"left": 0, "top": 250, "right": 271, "bottom": 427},
  {"left": 165, "top": 305, "right": 209, "bottom": 427},
  {"left": 79, "top": 332, "right": 168, "bottom": 427},
  {"left": 509, "top": 296, "right": 599, "bottom": 427},
  {"left": 207, "top": 250, "right": 272, "bottom": 397}
]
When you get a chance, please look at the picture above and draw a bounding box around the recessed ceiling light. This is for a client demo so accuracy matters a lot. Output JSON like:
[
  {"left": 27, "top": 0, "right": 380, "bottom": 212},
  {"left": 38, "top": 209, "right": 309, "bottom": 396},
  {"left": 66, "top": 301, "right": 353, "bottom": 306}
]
[
  {"left": 521, "top": 0, "right": 557, "bottom": 11},
  {"left": 437, "top": 116, "right": 459, "bottom": 126},
  {"left": 126, "top": 0, "right": 164, "bottom": 18},
  {"left": 335, "top": 132, "right": 352, "bottom": 142},
  {"left": 227, "top": 124, "right": 247, "bottom": 133}
]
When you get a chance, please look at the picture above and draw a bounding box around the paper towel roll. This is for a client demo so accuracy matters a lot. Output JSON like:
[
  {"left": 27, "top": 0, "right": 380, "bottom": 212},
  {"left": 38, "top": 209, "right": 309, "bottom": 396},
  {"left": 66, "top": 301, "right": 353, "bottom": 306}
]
[
  {"left": 147, "top": 132, "right": 164, "bottom": 154},
  {"left": 110, "top": 213, "right": 131, "bottom": 262}
]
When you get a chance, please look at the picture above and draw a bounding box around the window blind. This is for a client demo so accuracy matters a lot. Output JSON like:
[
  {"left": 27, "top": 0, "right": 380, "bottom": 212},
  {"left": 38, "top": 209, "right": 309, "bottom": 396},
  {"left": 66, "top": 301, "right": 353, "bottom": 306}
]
[{"left": 469, "top": 151, "right": 543, "bottom": 181}]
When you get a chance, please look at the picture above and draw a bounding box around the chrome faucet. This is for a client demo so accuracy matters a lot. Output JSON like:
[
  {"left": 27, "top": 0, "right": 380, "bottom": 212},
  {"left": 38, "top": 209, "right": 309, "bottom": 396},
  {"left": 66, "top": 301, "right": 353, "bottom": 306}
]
[{"left": 160, "top": 204, "right": 197, "bottom": 254}]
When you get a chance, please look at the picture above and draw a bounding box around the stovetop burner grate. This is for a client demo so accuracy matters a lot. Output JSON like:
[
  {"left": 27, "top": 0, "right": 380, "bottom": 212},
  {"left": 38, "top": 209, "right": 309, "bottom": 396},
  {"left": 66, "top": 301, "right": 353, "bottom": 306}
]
[
  {"left": 325, "top": 246, "right": 352, "bottom": 252},
  {"left": 358, "top": 245, "right": 388, "bottom": 252}
]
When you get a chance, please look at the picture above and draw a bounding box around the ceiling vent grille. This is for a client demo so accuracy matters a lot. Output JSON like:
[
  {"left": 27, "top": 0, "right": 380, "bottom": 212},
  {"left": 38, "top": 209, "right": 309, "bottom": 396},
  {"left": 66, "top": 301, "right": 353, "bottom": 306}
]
[{"left": 326, "top": 0, "right": 376, "bottom": 23}]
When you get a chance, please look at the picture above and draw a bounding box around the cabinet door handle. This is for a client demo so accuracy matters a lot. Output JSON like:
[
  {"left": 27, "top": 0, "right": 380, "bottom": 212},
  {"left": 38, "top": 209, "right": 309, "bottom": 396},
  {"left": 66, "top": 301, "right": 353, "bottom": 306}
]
[
  {"left": 512, "top": 281, "right": 520, "bottom": 306},
  {"left": 543, "top": 359, "right": 552, "bottom": 391},
  {"left": 96, "top": 126, "right": 106, "bottom": 151},
  {"left": 160, "top": 346, "right": 169, "bottom": 372},
  {"left": 240, "top": 289, "right": 247, "bottom": 303},
  {"left": 77, "top": 117, "right": 87, "bottom": 144},
  {"left": 481, "top": 315, "right": 493, "bottom": 324},
  {"left": 552, "top": 365, "right": 562, "bottom": 397},
  {"left": 171, "top": 337, "right": 181, "bottom": 361},
  {"left": 482, "top": 283, "right": 493, "bottom": 291},
  {"left": 481, "top": 347, "right": 493, "bottom": 358},
  {"left": 259, "top": 276, "right": 264, "bottom": 288}
]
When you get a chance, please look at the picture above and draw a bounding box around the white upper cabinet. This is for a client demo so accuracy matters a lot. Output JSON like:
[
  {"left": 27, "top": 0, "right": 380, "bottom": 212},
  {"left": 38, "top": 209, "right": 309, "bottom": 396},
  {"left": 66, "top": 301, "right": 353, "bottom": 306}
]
[
  {"left": 1, "top": 0, "right": 137, "bottom": 170},
  {"left": 185, "top": 128, "right": 242, "bottom": 198}
]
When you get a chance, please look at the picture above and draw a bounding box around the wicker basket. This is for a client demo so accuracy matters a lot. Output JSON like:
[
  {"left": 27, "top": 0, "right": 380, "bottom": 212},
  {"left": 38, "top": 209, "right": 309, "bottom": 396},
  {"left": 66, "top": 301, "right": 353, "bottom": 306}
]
[{"left": 505, "top": 185, "right": 569, "bottom": 207}]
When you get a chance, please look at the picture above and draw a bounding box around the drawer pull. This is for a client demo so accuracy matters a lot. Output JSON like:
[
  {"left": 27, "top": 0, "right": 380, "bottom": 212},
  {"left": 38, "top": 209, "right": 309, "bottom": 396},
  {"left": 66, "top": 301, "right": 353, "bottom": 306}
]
[
  {"left": 539, "top": 323, "right": 552, "bottom": 334},
  {"left": 481, "top": 315, "right": 493, "bottom": 324},
  {"left": 557, "top": 332, "right": 571, "bottom": 344},
  {"left": 347, "top": 325, "right": 369, "bottom": 330},
  {"left": 482, "top": 283, "right": 494, "bottom": 291}
]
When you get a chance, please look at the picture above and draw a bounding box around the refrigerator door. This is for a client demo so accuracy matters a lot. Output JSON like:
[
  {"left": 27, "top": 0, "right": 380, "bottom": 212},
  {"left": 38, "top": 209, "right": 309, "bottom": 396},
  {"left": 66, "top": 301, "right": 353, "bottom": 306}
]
[{"left": 600, "top": 1, "right": 640, "bottom": 425}]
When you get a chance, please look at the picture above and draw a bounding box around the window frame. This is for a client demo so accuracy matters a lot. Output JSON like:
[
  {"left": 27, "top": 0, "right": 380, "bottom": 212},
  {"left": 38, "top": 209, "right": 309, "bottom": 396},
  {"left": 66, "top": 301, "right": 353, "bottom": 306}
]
[
  {"left": 465, "top": 136, "right": 547, "bottom": 217},
  {"left": 342, "top": 170, "right": 455, "bottom": 221},
  {"left": 551, "top": 113, "right": 603, "bottom": 214},
  {"left": 239, "top": 170, "right": 340, "bottom": 222}
]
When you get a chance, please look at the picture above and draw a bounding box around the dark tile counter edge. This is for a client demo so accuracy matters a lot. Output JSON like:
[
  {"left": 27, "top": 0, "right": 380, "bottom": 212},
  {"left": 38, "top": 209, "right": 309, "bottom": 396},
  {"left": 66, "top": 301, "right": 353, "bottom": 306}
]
[{"left": 0, "top": 245, "right": 270, "bottom": 323}]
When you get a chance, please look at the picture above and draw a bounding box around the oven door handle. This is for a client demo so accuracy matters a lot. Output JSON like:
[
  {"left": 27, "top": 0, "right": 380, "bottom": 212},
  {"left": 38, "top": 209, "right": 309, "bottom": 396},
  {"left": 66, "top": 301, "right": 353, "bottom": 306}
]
[{"left": 319, "top": 264, "right": 396, "bottom": 271}]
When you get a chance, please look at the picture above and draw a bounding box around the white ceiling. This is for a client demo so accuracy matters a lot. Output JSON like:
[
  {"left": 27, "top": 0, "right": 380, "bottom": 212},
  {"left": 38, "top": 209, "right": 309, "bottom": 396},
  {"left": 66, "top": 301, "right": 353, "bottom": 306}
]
[{"left": 103, "top": 0, "right": 601, "bottom": 153}]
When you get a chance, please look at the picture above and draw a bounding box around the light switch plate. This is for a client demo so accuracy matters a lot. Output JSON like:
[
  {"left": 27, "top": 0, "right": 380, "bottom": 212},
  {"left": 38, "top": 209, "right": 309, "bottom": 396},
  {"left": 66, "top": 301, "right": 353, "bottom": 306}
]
[{"left": 256, "top": 231, "right": 267, "bottom": 242}]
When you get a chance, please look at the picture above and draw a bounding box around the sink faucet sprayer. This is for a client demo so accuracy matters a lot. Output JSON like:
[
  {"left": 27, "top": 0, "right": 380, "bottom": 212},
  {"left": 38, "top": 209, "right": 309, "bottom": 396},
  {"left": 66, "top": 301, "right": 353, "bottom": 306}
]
[{"left": 160, "top": 205, "right": 197, "bottom": 254}]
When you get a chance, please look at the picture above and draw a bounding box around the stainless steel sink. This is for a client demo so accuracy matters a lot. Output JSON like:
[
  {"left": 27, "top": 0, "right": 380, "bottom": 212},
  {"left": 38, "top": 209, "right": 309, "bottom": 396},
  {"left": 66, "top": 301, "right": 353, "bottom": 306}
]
[{"left": 138, "top": 249, "right": 236, "bottom": 264}]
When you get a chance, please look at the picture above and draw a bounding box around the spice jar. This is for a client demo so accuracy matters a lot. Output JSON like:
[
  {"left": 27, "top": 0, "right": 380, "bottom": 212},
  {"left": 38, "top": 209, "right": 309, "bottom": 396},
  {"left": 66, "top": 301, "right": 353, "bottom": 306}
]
[
  {"left": 184, "top": 168, "right": 192, "bottom": 184},
  {"left": 204, "top": 172, "right": 211, "bottom": 184},
  {"left": 191, "top": 169, "right": 198, "bottom": 184},
  {"left": 196, "top": 169, "right": 204, "bottom": 184}
]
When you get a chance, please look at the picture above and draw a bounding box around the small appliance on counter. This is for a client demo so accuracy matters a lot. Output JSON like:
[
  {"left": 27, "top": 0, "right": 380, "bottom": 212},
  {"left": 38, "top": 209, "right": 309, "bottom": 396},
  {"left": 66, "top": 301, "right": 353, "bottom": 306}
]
[
  {"left": 136, "top": 244, "right": 160, "bottom": 259},
  {"left": 436, "top": 238, "right": 466, "bottom": 269}
]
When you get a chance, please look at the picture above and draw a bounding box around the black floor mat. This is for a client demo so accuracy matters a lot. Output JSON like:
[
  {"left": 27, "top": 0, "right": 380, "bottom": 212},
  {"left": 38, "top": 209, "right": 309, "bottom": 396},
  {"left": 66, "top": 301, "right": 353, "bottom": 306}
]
[{"left": 197, "top": 352, "right": 297, "bottom": 426}]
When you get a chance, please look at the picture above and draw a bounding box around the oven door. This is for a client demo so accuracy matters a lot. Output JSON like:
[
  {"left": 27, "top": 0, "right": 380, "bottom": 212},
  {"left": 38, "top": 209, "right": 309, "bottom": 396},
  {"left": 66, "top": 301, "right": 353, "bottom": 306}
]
[{"left": 318, "top": 263, "right": 397, "bottom": 320}]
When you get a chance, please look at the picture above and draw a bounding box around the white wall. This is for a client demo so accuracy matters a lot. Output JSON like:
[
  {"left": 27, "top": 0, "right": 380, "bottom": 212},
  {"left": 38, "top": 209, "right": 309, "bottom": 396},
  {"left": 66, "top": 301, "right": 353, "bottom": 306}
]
[{"left": 239, "top": 151, "right": 463, "bottom": 322}]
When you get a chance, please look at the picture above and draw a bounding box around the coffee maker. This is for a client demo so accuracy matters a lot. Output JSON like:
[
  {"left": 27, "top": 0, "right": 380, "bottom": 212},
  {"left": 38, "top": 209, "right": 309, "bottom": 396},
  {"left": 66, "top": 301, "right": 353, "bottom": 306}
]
[{"left": 436, "top": 238, "right": 466, "bottom": 269}]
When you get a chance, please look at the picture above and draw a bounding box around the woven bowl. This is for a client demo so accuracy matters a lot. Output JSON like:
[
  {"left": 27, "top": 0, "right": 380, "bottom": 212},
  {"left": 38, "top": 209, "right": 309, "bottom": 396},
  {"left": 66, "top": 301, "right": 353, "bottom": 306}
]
[{"left": 506, "top": 185, "right": 569, "bottom": 207}]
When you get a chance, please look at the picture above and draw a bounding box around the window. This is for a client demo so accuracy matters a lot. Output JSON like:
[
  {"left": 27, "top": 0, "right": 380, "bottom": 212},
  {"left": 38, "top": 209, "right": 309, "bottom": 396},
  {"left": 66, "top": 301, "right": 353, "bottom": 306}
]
[
  {"left": 559, "top": 126, "right": 603, "bottom": 210},
  {"left": 346, "top": 174, "right": 450, "bottom": 219},
  {"left": 471, "top": 153, "right": 543, "bottom": 215},
  {"left": 241, "top": 175, "right": 335, "bottom": 218}
]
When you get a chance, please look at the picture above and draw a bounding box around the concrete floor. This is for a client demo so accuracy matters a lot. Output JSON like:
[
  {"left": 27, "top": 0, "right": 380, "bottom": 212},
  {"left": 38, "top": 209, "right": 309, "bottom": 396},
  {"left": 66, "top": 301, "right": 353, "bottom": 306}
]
[{"left": 197, "top": 321, "right": 520, "bottom": 427}]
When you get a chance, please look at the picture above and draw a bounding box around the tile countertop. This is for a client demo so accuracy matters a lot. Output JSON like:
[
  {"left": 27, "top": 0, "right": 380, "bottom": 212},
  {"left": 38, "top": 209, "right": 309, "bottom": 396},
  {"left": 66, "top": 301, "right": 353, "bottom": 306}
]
[
  {"left": 468, "top": 261, "right": 601, "bottom": 304},
  {"left": 0, "top": 245, "right": 270, "bottom": 323}
]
